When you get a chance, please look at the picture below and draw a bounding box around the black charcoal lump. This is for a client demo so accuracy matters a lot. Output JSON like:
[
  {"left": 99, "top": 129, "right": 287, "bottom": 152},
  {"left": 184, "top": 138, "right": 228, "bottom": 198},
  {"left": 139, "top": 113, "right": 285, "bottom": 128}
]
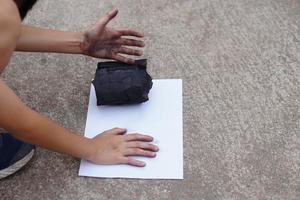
[{"left": 92, "top": 59, "right": 153, "bottom": 106}]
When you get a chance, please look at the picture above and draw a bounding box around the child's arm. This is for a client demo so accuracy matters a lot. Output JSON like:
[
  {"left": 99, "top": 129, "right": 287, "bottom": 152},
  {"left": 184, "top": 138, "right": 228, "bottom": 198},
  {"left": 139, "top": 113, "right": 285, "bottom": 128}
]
[
  {"left": 15, "top": 26, "right": 83, "bottom": 54},
  {"left": 0, "top": 80, "right": 158, "bottom": 167},
  {"left": 15, "top": 8, "right": 145, "bottom": 64},
  {"left": 0, "top": 0, "right": 21, "bottom": 73}
]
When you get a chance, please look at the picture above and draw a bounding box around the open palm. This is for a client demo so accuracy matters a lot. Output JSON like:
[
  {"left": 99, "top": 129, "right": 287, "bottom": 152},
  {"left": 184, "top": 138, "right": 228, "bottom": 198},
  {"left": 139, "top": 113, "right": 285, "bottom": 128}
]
[{"left": 80, "top": 8, "right": 145, "bottom": 64}]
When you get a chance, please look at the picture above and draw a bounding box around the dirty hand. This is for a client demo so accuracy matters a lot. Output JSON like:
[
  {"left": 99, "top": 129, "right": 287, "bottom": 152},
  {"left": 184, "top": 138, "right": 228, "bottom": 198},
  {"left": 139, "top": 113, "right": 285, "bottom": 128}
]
[
  {"left": 80, "top": 8, "right": 145, "bottom": 64},
  {"left": 86, "top": 128, "right": 159, "bottom": 167}
]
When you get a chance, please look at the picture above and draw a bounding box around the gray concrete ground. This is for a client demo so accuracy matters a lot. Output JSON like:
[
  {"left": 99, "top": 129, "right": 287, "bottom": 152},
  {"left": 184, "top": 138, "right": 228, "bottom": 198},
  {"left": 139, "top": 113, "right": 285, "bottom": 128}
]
[{"left": 0, "top": 0, "right": 299, "bottom": 199}]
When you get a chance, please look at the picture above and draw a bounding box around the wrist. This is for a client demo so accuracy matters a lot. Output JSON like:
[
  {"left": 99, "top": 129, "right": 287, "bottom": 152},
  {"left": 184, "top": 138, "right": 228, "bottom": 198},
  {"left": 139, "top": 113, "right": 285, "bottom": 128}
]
[
  {"left": 78, "top": 32, "right": 90, "bottom": 56},
  {"left": 69, "top": 31, "right": 84, "bottom": 54},
  {"left": 81, "top": 137, "right": 96, "bottom": 161}
]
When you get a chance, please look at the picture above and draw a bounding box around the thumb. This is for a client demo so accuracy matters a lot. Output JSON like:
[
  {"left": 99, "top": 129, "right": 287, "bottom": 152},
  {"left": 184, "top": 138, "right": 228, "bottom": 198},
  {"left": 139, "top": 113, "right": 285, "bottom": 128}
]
[
  {"left": 105, "top": 127, "right": 127, "bottom": 135},
  {"left": 97, "top": 8, "right": 118, "bottom": 29}
]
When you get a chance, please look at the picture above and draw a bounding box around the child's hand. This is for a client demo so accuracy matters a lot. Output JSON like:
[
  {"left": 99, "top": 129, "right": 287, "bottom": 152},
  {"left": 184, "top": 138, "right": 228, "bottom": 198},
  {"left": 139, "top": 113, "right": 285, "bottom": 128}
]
[
  {"left": 80, "top": 8, "right": 145, "bottom": 64},
  {"left": 86, "top": 128, "right": 159, "bottom": 167}
]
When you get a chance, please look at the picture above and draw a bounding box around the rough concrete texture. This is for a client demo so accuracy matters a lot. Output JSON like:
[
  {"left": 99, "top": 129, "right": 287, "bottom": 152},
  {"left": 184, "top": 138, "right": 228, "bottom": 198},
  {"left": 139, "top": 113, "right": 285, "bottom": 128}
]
[{"left": 0, "top": 0, "right": 300, "bottom": 199}]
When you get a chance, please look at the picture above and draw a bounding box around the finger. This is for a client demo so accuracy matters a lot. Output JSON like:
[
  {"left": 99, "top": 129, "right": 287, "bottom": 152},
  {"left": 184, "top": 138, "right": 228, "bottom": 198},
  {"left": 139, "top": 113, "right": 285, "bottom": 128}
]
[
  {"left": 118, "top": 29, "right": 144, "bottom": 37},
  {"left": 124, "top": 133, "right": 153, "bottom": 142},
  {"left": 104, "top": 127, "right": 127, "bottom": 135},
  {"left": 118, "top": 47, "right": 143, "bottom": 56},
  {"left": 123, "top": 148, "right": 157, "bottom": 157},
  {"left": 121, "top": 157, "right": 146, "bottom": 167},
  {"left": 115, "top": 38, "right": 145, "bottom": 47},
  {"left": 97, "top": 8, "right": 118, "bottom": 28},
  {"left": 111, "top": 54, "right": 135, "bottom": 64},
  {"left": 126, "top": 141, "right": 159, "bottom": 151}
]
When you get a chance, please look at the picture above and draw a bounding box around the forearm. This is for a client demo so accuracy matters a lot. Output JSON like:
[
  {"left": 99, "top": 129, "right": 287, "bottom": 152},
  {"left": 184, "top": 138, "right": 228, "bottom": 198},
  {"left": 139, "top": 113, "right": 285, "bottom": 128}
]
[
  {"left": 15, "top": 25, "right": 84, "bottom": 54},
  {"left": 0, "top": 80, "right": 93, "bottom": 159},
  {"left": 21, "top": 113, "right": 93, "bottom": 160}
]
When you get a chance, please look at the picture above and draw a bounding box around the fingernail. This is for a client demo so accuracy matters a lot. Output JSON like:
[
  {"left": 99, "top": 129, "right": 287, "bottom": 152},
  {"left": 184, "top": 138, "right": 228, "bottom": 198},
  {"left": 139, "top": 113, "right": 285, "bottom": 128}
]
[{"left": 139, "top": 161, "right": 146, "bottom": 166}]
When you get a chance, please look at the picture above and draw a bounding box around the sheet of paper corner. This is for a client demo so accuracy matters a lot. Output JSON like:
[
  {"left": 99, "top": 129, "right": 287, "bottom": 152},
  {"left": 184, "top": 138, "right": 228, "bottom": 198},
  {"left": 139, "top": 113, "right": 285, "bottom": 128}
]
[{"left": 79, "top": 79, "right": 183, "bottom": 179}]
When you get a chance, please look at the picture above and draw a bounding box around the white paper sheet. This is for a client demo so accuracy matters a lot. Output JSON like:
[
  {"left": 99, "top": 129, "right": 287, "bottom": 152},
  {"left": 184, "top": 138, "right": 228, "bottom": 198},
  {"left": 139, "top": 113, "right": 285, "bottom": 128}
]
[{"left": 79, "top": 79, "right": 183, "bottom": 179}]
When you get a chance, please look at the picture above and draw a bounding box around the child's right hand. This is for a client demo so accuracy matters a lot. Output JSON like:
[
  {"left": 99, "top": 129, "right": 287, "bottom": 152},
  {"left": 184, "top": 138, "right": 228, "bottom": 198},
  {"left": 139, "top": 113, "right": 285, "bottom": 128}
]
[{"left": 85, "top": 128, "right": 159, "bottom": 167}]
